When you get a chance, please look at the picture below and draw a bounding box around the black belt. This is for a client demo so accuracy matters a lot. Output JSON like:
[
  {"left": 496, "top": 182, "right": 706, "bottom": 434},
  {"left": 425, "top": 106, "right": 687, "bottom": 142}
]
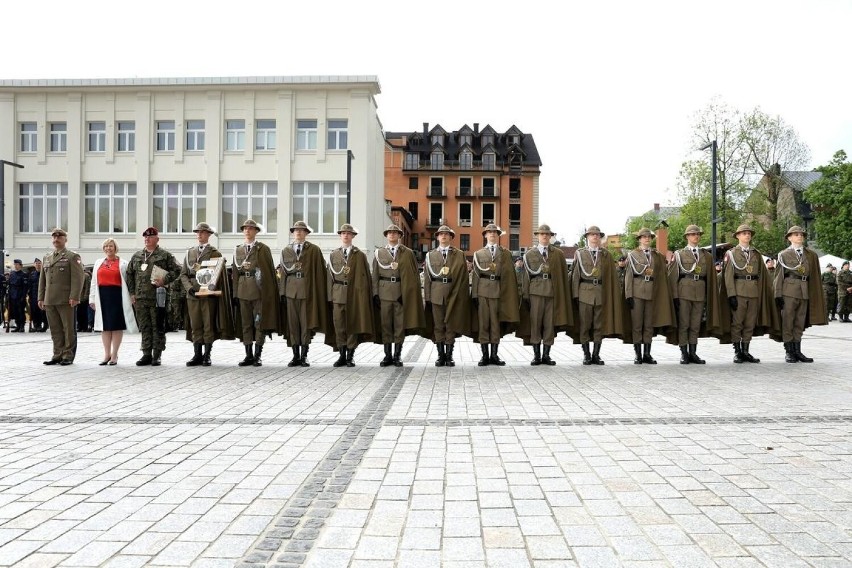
[
  {"left": 785, "top": 274, "right": 809, "bottom": 282},
  {"left": 288, "top": 272, "right": 303, "bottom": 279},
  {"left": 333, "top": 279, "right": 348, "bottom": 286},
  {"left": 580, "top": 278, "right": 601, "bottom": 285},
  {"left": 482, "top": 274, "right": 501, "bottom": 281},
  {"left": 240, "top": 270, "right": 255, "bottom": 277},
  {"left": 735, "top": 274, "right": 759, "bottom": 281},
  {"left": 633, "top": 274, "right": 654, "bottom": 282},
  {"left": 679, "top": 274, "right": 706, "bottom": 281},
  {"left": 430, "top": 276, "right": 453, "bottom": 283},
  {"left": 380, "top": 276, "right": 400, "bottom": 283},
  {"left": 531, "top": 273, "right": 551, "bottom": 280}
]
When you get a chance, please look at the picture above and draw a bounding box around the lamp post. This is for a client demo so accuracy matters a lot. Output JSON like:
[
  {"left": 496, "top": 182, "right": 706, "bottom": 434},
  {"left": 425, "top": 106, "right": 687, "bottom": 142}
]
[
  {"left": 0, "top": 160, "right": 25, "bottom": 259},
  {"left": 699, "top": 140, "right": 719, "bottom": 261},
  {"left": 346, "top": 150, "right": 354, "bottom": 224}
]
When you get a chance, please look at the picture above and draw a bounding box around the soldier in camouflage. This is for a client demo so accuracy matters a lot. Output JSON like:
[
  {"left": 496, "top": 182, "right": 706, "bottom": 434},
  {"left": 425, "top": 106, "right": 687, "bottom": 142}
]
[
  {"left": 837, "top": 261, "right": 852, "bottom": 322},
  {"left": 822, "top": 264, "right": 838, "bottom": 321},
  {"left": 125, "top": 227, "right": 181, "bottom": 366},
  {"left": 168, "top": 278, "right": 186, "bottom": 331}
]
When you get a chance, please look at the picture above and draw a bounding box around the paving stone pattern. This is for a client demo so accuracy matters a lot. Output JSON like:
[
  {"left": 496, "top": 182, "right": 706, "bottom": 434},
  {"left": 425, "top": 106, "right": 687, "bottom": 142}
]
[{"left": 0, "top": 324, "right": 849, "bottom": 567}]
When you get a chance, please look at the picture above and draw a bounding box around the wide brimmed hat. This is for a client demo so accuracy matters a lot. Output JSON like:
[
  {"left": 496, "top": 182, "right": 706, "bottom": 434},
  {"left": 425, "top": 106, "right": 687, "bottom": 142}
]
[
  {"left": 435, "top": 225, "right": 456, "bottom": 238},
  {"left": 337, "top": 223, "right": 358, "bottom": 235},
  {"left": 193, "top": 222, "right": 216, "bottom": 235},
  {"left": 785, "top": 225, "right": 807, "bottom": 238},
  {"left": 240, "top": 219, "right": 262, "bottom": 232},
  {"left": 383, "top": 224, "right": 403, "bottom": 236},
  {"left": 142, "top": 226, "right": 159, "bottom": 237},
  {"left": 733, "top": 224, "right": 755, "bottom": 237},
  {"left": 50, "top": 227, "right": 68, "bottom": 237},
  {"left": 684, "top": 224, "right": 703, "bottom": 236},
  {"left": 534, "top": 224, "right": 556, "bottom": 236},
  {"left": 584, "top": 225, "right": 605, "bottom": 238},
  {"left": 482, "top": 223, "right": 504, "bottom": 236},
  {"left": 290, "top": 220, "right": 312, "bottom": 234},
  {"left": 634, "top": 227, "right": 654, "bottom": 239}
]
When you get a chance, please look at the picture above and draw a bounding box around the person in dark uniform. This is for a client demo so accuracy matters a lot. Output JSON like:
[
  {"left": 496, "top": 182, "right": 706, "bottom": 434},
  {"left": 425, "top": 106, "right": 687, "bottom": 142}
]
[
  {"left": 28, "top": 258, "right": 46, "bottom": 332},
  {"left": 371, "top": 224, "right": 426, "bottom": 367},
  {"left": 8, "top": 259, "right": 28, "bottom": 332},
  {"left": 822, "top": 264, "right": 838, "bottom": 321},
  {"left": 327, "top": 224, "right": 375, "bottom": 367},
  {"left": 38, "top": 229, "right": 85, "bottom": 365},
  {"left": 774, "top": 226, "right": 827, "bottom": 362},
  {"left": 0, "top": 271, "right": 8, "bottom": 330}
]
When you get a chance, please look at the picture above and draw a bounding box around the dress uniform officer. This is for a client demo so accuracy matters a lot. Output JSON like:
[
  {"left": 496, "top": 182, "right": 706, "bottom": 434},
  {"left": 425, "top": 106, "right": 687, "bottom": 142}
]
[
  {"left": 471, "top": 223, "right": 519, "bottom": 366},
  {"left": 279, "top": 220, "right": 329, "bottom": 367},
  {"left": 371, "top": 224, "right": 426, "bottom": 367},
  {"left": 328, "top": 224, "right": 375, "bottom": 367},
  {"left": 774, "top": 225, "right": 827, "bottom": 362},
  {"left": 126, "top": 227, "right": 182, "bottom": 366},
  {"left": 38, "top": 228, "right": 85, "bottom": 365}
]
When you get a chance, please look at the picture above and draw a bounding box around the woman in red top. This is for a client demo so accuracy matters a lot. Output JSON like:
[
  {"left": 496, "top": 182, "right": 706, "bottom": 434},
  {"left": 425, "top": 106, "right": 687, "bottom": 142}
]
[{"left": 89, "top": 238, "right": 138, "bottom": 364}]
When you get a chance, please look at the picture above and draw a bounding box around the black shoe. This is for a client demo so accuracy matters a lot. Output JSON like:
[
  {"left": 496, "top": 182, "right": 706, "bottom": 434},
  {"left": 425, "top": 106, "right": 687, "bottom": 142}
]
[
  {"left": 733, "top": 342, "right": 745, "bottom": 364},
  {"left": 136, "top": 351, "right": 153, "bottom": 366},
  {"left": 288, "top": 346, "right": 301, "bottom": 367},
  {"left": 490, "top": 344, "right": 506, "bottom": 366},
  {"left": 186, "top": 343, "right": 204, "bottom": 367},
  {"left": 478, "top": 344, "right": 490, "bottom": 367},
  {"left": 541, "top": 344, "right": 555, "bottom": 366},
  {"left": 531, "top": 343, "right": 541, "bottom": 366},
  {"left": 680, "top": 345, "right": 690, "bottom": 365},
  {"left": 793, "top": 341, "right": 813, "bottom": 363},
  {"left": 591, "top": 342, "right": 604, "bottom": 365},
  {"left": 435, "top": 343, "right": 446, "bottom": 367},
  {"left": 380, "top": 344, "right": 394, "bottom": 367},
  {"left": 238, "top": 344, "right": 255, "bottom": 366},
  {"left": 445, "top": 345, "right": 455, "bottom": 367},
  {"left": 59, "top": 359, "right": 73, "bottom": 366},
  {"left": 43, "top": 358, "right": 61, "bottom": 366},
  {"left": 582, "top": 343, "right": 592, "bottom": 365},
  {"left": 642, "top": 343, "right": 657, "bottom": 364},
  {"left": 202, "top": 344, "right": 212, "bottom": 366},
  {"left": 742, "top": 342, "right": 760, "bottom": 363},
  {"left": 633, "top": 344, "right": 643, "bottom": 364},
  {"left": 333, "top": 346, "right": 348, "bottom": 367},
  {"left": 151, "top": 350, "right": 162, "bottom": 366},
  {"left": 252, "top": 344, "right": 263, "bottom": 367},
  {"left": 300, "top": 345, "right": 310, "bottom": 367},
  {"left": 688, "top": 344, "right": 705, "bottom": 364},
  {"left": 784, "top": 342, "right": 798, "bottom": 363},
  {"left": 346, "top": 346, "right": 356, "bottom": 367},
  {"left": 393, "top": 343, "right": 403, "bottom": 367}
]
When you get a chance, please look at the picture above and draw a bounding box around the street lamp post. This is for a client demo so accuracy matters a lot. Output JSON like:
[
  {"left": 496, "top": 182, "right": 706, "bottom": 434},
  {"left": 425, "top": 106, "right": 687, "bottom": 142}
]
[
  {"left": 0, "top": 160, "right": 25, "bottom": 260},
  {"left": 346, "top": 150, "right": 354, "bottom": 224},
  {"left": 699, "top": 140, "right": 719, "bottom": 261}
]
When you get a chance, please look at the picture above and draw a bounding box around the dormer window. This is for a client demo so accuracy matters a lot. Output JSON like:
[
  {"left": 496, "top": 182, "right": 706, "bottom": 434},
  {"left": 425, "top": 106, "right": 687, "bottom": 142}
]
[
  {"left": 481, "top": 133, "right": 493, "bottom": 146},
  {"left": 405, "top": 153, "right": 419, "bottom": 169},
  {"left": 482, "top": 152, "right": 496, "bottom": 171},
  {"left": 459, "top": 150, "right": 472, "bottom": 170},
  {"left": 431, "top": 134, "right": 444, "bottom": 146},
  {"left": 459, "top": 133, "right": 472, "bottom": 146},
  {"left": 509, "top": 134, "right": 520, "bottom": 145},
  {"left": 431, "top": 151, "right": 444, "bottom": 170}
]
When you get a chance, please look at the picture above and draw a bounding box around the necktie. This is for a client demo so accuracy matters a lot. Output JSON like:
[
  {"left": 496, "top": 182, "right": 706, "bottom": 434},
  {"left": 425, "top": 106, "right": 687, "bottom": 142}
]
[
  {"left": 245, "top": 244, "right": 252, "bottom": 256},
  {"left": 645, "top": 250, "right": 651, "bottom": 263},
  {"left": 692, "top": 248, "right": 699, "bottom": 261},
  {"left": 199, "top": 245, "right": 205, "bottom": 254},
  {"left": 391, "top": 247, "right": 396, "bottom": 258},
  {"left": 343, "top": 248, "right": 348, "bottom": 260},
  {"left": 796, "top": 248, "right": 802, "bottom": 258},
  {"left": 592, "top": 250, "right": 597, "bottom": 262},
  {"left": 542, "top": 248, "right": 548, "bottom": 261},
  {"left": 490, "top": 245, "right": 495, "bottom": 258},
  {"left": 296, "top": 244, "right": 301, "bottom": 256},
  {"left": 442, "top": 249, "right": 447, "bottom": 261}
]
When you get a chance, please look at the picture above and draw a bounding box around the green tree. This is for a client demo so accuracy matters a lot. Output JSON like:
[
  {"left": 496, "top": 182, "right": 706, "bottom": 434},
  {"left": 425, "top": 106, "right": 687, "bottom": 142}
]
[{"left": 805, "top": 150, "right": 852, "bottom": 258}]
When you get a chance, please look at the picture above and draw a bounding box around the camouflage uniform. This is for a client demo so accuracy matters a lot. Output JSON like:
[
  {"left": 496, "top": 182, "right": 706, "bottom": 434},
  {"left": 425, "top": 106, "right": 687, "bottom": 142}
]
[
  {"left": 822, "top": 268, "right": 838, "bottom": 320},
  {"left": 838, "top": 266, "right": 852, "bottom": 322},
  {"left": 125, "top": 245, "right": 181, "bottom": 362}
]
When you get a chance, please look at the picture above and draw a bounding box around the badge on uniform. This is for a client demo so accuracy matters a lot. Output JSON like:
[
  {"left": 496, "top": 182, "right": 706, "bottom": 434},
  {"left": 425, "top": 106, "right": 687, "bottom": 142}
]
[
  {"left": 141, "top": 263, "right": 148, "bottom": 271},
  {"left": 591, "top": 268, "right": 600, "bottom": 277},
  {"left": 694, "top": 266, "right": 701, "bottom": 274},
  {"left": 645, "top": 268, "right": 653, "bottom": 276},
  {"left": 440, "top": 266, "right": 449, "bottom": 276},
  {"left": 746, "top": 265, "right": 753, "bottom": 274},
  {"left": 390, "top": 262, "right": 398, "bottom": 270}
]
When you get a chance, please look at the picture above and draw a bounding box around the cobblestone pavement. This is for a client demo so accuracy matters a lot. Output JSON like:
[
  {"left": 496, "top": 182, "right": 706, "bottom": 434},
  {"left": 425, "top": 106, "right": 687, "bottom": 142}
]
[{"left": 0, "top": 323, "right": 850, "bottom": 567}]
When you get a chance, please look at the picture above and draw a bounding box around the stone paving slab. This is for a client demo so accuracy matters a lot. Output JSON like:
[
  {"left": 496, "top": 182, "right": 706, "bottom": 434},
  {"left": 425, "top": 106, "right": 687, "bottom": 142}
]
[{"left": 0, "top": 323, "right": 850, "bottom": 566}]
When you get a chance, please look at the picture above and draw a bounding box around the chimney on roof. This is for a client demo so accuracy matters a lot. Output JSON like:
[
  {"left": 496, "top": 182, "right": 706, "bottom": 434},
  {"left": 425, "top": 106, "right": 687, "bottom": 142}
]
[
  {"left": 474, "top": 123, "right": 479, "bottom": 135},
  {"left": 654, "top": 203, "right": 660, "bottom": 213},
  {"left": 423, "top": 122, "right": 429, "bottom": 141}
]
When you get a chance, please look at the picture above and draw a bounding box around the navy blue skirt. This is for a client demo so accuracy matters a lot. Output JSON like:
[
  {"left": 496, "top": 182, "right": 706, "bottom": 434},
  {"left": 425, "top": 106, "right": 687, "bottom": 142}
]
[{"left": 98, "top": 286, "right": 127, "bottom": 331}]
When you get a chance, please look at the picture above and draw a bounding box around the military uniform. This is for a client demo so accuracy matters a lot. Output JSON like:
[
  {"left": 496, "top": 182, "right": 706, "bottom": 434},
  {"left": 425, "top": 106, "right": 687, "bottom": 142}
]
[
  {"left": 822, "top": 267, "right": 838, "bottom": 321},
  {"left": 38, "top": 229, "right": 85, "bottom": 365},
  {"left": 125, "top": 227, "right": 182, "bottom": 366},
  {"left": 168, "top": 278, "right": 185, "bottom": 331},
  {"left": 8, "top": 264, "right": 28, "bottom": 332},
  {"left": 28, "top": 263, "right": 46, "bottom": 332},
  {"left": 837, "top": 264, "right": 852, "bottom": 322}
]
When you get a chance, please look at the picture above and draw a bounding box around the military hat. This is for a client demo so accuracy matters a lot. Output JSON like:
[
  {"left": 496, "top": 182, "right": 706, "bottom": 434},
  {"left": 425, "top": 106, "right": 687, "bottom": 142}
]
[
  {"left": 733, "top": 223, "right": 755, "bottom": 237},
  {"left": 383, "top": 224, "right": 403, "bottom": 236},
  {"left": 13, "top": 259, "right": 22, "bottom": 265},
  {"left": 785, "top": 225, "right": 807, "bottom": 238},
  {"left": 634, "top": 227, "right": 654, "bottom": 239},
  {"left": 684, "top": 224, "right": 703, "bottom": 236},
  {"left": 193, "top": 222, "right": 216, "bottom": 235},
  {"left": 142, "top": 226, "right": 159, "bottom": 237},
  {"left": 534, "top": 224, "right": 556, "bottom": 236},
  {"left": 50, "top": 227, "right": 68, "bottom": 237},
  {"left": 843, "top": 261, "right": 850, "bottom": 268},
  {"left": 826, "top": 263, "right": 834, "bottom": 269},
  {"left": 239, "top": 219, "right": 262, "bottom": 232},
  {"left": 584, "top": 225, "right": 605, "bottom": 238},
  {"left": 33, "top": 257, "right": 42, "bottom": 263},
  {"left": 289, "top": 220, "right": 312, "bottom": 234},
  {"left": 435, "top": 225, "right": 456, "bottom": 238},
  {"left": 482, "top": 223, "right": 504, "bottom": 236},
  {"left": 337, "top": 223, "right": 358, "bottom": 235}
]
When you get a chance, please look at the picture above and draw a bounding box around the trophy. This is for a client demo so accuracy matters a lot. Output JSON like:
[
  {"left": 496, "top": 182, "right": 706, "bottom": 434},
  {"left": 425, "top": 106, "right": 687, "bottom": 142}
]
[{"left": 196, "top": 257, "right": 225, "bottom": 296}]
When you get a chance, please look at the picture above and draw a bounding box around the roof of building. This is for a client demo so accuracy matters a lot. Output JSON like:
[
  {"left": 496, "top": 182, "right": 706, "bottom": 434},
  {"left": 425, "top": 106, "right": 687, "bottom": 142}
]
[
  {"left": 0, "top": 75, "right": 381, "bottom": 91},
  {"left": 780, "top": 170, "right": 823, "bottom": 191}
]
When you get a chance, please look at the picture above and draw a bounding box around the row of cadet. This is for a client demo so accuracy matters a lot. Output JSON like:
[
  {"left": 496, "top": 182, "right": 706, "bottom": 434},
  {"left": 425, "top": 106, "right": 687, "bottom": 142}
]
[{"left": 35, "top": 219, "right": 828, "bottom": 368}]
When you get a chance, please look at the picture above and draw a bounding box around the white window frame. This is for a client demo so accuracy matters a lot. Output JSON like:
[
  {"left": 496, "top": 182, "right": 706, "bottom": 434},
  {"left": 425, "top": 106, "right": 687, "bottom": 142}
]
[
  {"left": 428, "top": 202, "right": 443, "bottom": 227},
  {"left": 117, "top": 121, "right": 135, "bottom": 152},
  {"left": 459, "top": 133, "right": 472, "bottom": 146},
  {"left": 458, "top": 202, "right": 472, "bottom": 227},
  {"left": 88, "top": 122, "right": 106, "bottom": 152},
  {"left": 459, "top": 150, "right": 472, "bottom": 170},
  {"left": 222, "top": 181, "right": 278, "bottom": 233},
  {"left": 20, "top": 122, "right": 37, "bottom": 153},
  {"left": 482, "top": 177, "right": 497, "bottom": 198},
  {"left": 255, "top": 119, "right": 276, "bottom": 151},
  {"left": 156, "top": 120, "right": 176, "bottom": 152},
  {"left": 429, "top": 177, "right": 444, "bottom": 198},
  {"left": 327, "top": 119, "right": 348, "bottom": 150},
  {"left": 291, "top": 181, "right": 347, "bottom": 235},
  {"left": 481, "top": 203, "right": 495, "bottom": 226},
  {"left": 482, "top": 152, "right": 496, "bottom": 171},
  {"left": 404, "top": 153, "right": 419, "bottom": 169},
  {"left": 430, "top": 151, "right": 444, "bottom": 170},
  {"left": 153, "top": 182, "right": 208, "bottom": 234},
  {"left": 49, "top": 122, "right": 67, "bottom": 153},
  {"left": 481, "top": 134, "right": 494, "bottom": 146},
  {"left": 84, "top": 182, "right": 137, "bottom": 234},
  {"left": 226, "top": 119, "right": 245, "bottom": 151},
  {"left": 431, "top": 134, "right": 444, "bottom": 146},
  {"left": 296, "top": 119, "right": 318, "bottom": 150},
  {"left": 18, "top": 182, "right": 68, "bottom": 233},
  {"left": 185, "top": 120, "right": 205, "bottom": 152}
]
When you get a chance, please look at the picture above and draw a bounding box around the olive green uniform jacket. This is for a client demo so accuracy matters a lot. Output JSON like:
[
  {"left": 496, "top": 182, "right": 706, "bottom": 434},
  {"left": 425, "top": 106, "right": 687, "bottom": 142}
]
[
  {"left": 718, "top": 246, "right": 782, "bottom": 343},
  {"left": 470, "top": 246, "right": 520, "bottom": 339},
  {"left": 569, "top": 248, "right": 625, "bottom": 342},
  {"left": 515, "top": 245, "right": 575, "bottom": 345},
  {"left": 327, "top": 246, "right": 377, "bottom": 350},
  {"left": 181, "top": 245, "right": 236, "bottom": 342},
  {"left": 423, "top": 247, "right": 473, "bottom": 339},
  {"left": 665, "top": 247, "right": 725, "bottom": 345},
  {"left": 230, "top": 242, "right": 283, "bottom": 336},
  {"left": 370, "top": 245, "right": 428, "bottom": 341}
]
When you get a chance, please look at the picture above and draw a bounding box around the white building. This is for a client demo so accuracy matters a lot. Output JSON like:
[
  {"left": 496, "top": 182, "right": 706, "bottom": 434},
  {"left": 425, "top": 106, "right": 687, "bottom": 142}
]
[{"left": 0, "top": 76, "right": 386, "bottom": 265}]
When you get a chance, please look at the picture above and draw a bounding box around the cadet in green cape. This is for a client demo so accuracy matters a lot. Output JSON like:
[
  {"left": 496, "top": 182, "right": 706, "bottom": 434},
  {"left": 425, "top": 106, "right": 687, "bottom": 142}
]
[
  {"left": 774, "top": 226, "right": 827, "bottom": 363},
  {"left": 822, "top": 264, "right": 838, "bottom": 321},
  {"left": 125, "top": 227, "right": 181, "bottom": 366},
  {"left": 38, "top": 228, "right": 85, "bottom": 365}
]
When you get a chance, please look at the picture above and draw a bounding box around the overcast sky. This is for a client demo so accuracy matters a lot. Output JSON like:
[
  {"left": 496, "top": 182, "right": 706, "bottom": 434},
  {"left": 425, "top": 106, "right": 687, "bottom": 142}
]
[{"left": 6, "top": 0, "right": 850, "bottom": 242}]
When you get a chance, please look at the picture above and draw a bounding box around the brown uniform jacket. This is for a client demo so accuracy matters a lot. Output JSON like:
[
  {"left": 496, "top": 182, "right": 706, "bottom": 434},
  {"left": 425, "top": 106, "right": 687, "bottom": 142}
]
[
  {"left": 370, "top": 245, "right": 427, "bottom": 340},
  {"left": 516, "top": 245, "right": 575, "bottom": 344},
  {"left": 470, "top": 245, "right": 520, "bottom": 337},
  {"left": 39, "top": 248, "right": 85, "bottom": 306},
  {"left": 718, "top": 246, "right": 781, "bottom": 343},
  {"left": 622, "top": 248, "right": 675, "bottom": 342},
  {"left": 231, "top": 241, "right": 282, "bottom": 334},
  {"left": 569, "top": 248, "right": 625, "bottom": 342},
  {"left": 327, "top": 246, "right": 376, "bottom": 349},
  {"left": 423, "top": 247, "right": 473, "bottom": 339},
  {"left": 181, "top": 245, "right": 236, "bottom": 341},
  {"left": 279, "top": 241, "right": 332, "bottom": 347},
  {"left": 665, "top": 247, "right": 725, "bottom": 344},
  {"left": 774, "top": 246, "right": 827, "bottom": 327}
]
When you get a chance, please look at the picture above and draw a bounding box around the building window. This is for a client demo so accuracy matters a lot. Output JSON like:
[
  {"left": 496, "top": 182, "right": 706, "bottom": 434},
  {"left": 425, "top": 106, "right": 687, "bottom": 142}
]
[
  {"left": 509, "top": 178, "right": 521, "bottom": 199},
  {"left": 459, "top": 133, "right": 472, "bottom": 146},
  {"left": 255, "top": 119, "right": 276, "bottom": 151},
  {"left": 460, "top": 234, "right": 470, "bottom": 251},
  {"left": 49, "top": 123, "right": 67, "bottom": 153},
  {"left": 18, "top": 183, "right": 68, "bottom": 233},
  {"left": 404, "top": 153, "right": 419, "bottom": 169},
  {"left": 327, "top": 119, "right": 348, "bottom": 150},
  {"left": 223, "top": 181, "right": 277, "bottom": 233},
  {"left": 459, "top": 150, "right": 472, "bottom": 170},
  {"left": 459, "top": 203, "right": 472, "bottom": 227},
  {"left": 431, "top": 133, "right": 444, "bottom": 146},
  {"left": 428, "top": 203, "right": 443, "bottom": 227},
  {"left": 509, "top": 134, "right": 520, "bottom": 145},
  {"left": 84, "top": 182, "right": 137, "bottom": 233},
  {"left": 430, "top": 151, "right": 444, "bottom": 170},
  {"left": 409, "top": 177, "right": 418, "bottom": 190},
  {"left": 291, "top": 181, "right": 346, "bottom": 234},
  {"left": 153, "top": 182, "right": 207, "bottom": 234},
  {"left": 482, "top": 152, "right": 496, "bottom": 171},
  {"left": 20, "top": 122, "right": 37, "bottom": 152},
  {"left": 482, "top": 134, "right": 494, "bottom": 146},
  {"left": 88, "top": 122, "right": 106, "bottom": 152},
  {"left": 482, "top": 203, "right": 495, "bottom": 226},
  {"left": 117, "top": 121, "right": 135, "bottom": 152},
  {"left": 156, "top": 121, "right": 175, "bottom": 151},
  {"left": 408, "top": 201, "right": 418, "bottom": 220},
  {"left": 509, "top": 234, "right": 520, "bottom": 251},
  {"left": 185, "top": 120, "right": 205, "bottom": 151},
  {"left": 226, "top": 120, "right": 245, "bottom": 151},
  {"left": 429, "top": 177, "right": 444, "bottom": 197},
  {"left": 482, "top": 178, "right": 497, "bottom": 198},
  {"left": 458, "top": 177, "right": 472, "bottom": 198},
  {"left": 509, "top": 204, "right": 521, "bottom": 228},
  {"left": 297, "top": 119, "right": 318, "bottom": 150}
]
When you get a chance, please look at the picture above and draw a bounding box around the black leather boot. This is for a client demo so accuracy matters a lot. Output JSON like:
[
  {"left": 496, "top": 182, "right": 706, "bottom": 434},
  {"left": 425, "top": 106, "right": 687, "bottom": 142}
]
[
  {"left": 794, "top": 341, "right": 813, "bottom": 363},
  {"left": 333, "top": 346, "right": 348, "bottom": 367},
  {"left": 393, "top": 343, "right": 403, "bottom": 367},
  {"left": 380, "top": 344, "right": 394, "bottom": 367},
  {"left": 541, "top": 344, "right": 556, "bottom": 366},
  {"left": 435, "top": 343, "right": 446, "bottom": 367},
  {"left": 742, "top": 342, "right": 760, "bottom": 363},
  {"left": 202, "top": 343, "right": 212, "bottom": 366},
  {"left": 187, "top": 343, "right": 204, "bottom": 367},
  {"left": 136, "top": 350, "right": 153, "bottom": 366},
  {"left": 688, "top": 344, "right": 704, "bottom": 364},
  {"left": 581, "top": 343, "right": 592, "bottom": 365},
  {"left": 151, "top": 349, "right": 162, "bottom": 366},
  {"left": 252, "top": 344, "right": 263, "bottom": 366},
  {"left": 784, "top": 342, "right": 797, "bottom": 363},
  {"left": 300, "top": 344, "right": 310, "bottom": 367},
  {"left": 531, "top": 344, "right": 541, "bottom": 366},
  {"left": 633, "top": 344, "right": 643, "bottom": 364},
  {"left": 478, "top": 344, "right": 490, "bottom": 366},
  {"left": 591, "top": 342, "right": 604, "bottom": 365},
  {"left": 490, "top": 343, "right": 505, "bottom": 366},
  {"left": 642, "top": 343, "right": 656, "bottom": 364},
  {"left": 679, "top": 345, "right": 690, "bottom": 365},
  {"left": 445, "top": 344, "right": 455, "bottom": 367},
  {"left": 346, "top": 346, "right": 356, "bottom": 367},
  {"left": 239, "top": 344, "right": 255, "bottom": 366},
  {"left": 288, "top": 346, "right": 301, "bottom": 367},
  {"left": 733, "top": 342, "right": 745, "bottom": 364}
]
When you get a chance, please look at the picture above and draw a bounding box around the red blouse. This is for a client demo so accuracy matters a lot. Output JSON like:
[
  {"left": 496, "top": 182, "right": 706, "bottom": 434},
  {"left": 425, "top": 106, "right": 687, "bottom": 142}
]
[{"left": 98, "top": 259, "right": 122, "bottom": 287}]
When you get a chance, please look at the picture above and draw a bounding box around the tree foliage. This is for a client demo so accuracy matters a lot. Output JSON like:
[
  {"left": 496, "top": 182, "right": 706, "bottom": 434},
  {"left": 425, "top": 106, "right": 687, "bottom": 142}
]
[{"left": 805, "top": 150, "right": 852, "bottom": 259}]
